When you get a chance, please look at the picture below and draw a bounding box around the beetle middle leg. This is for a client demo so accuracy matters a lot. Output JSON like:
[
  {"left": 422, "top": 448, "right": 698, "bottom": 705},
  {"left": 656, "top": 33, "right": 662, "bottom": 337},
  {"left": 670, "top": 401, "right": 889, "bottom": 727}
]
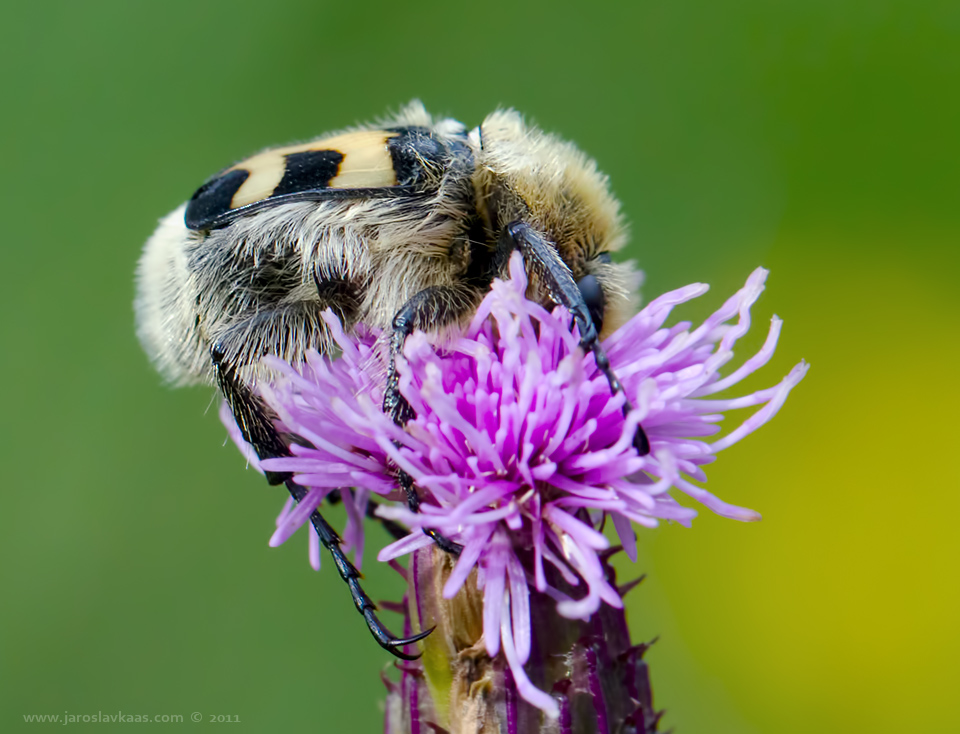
[{"left": 383, "top": 284, "right": 483, "bottom": 557}]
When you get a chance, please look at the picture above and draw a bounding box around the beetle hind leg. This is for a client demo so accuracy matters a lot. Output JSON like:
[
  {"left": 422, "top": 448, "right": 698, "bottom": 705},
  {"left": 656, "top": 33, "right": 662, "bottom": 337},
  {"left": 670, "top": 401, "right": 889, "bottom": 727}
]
[{"left": 212, "top": 347, "right": 432, "bottom": 659}]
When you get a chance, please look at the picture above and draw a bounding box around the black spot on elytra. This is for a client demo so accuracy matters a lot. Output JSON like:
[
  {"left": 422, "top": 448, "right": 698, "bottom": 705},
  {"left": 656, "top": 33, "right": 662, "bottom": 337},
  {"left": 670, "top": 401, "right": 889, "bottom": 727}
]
[
  {"left": 387, "top": 127, "right": 445, "bottom": 187},
  {"left": 185, "top": 168, "right": 249, "bottom": 230},
  {"left": 274, "top": 150, "right": 344, "bottom": 197}
]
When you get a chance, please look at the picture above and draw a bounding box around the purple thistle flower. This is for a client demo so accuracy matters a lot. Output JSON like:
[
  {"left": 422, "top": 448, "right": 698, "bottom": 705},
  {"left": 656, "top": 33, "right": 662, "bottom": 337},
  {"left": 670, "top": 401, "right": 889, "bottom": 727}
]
[{"left": 224, "top": 252, "right": 806, "bottom": 718}]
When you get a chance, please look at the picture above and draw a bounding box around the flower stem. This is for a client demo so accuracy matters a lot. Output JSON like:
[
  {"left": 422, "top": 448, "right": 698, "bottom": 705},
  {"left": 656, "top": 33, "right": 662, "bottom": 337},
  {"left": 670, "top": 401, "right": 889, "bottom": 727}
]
[{"left": 384, "top": 546, "right": 661, "bottom": 734}]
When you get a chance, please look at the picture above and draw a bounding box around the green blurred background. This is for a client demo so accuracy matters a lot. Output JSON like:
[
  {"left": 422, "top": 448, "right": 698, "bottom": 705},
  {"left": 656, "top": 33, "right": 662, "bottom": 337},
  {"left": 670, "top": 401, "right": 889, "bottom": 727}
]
[{"left": 2, "top": 1, "right": 957, "bottom": 731}]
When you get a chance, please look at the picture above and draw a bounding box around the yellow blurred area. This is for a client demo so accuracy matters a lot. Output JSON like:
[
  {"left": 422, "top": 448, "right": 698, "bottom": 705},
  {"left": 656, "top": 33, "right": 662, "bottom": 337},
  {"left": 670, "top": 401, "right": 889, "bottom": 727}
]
[{"left": 624, "top": 231, "right": 960, "bottom": 732}]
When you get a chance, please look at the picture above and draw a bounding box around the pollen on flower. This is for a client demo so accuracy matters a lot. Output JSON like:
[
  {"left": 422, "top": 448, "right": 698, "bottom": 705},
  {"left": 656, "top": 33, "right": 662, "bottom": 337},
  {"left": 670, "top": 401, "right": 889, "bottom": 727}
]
[{"left": 223, "top": 252, "right": 807, "bottom": 717}]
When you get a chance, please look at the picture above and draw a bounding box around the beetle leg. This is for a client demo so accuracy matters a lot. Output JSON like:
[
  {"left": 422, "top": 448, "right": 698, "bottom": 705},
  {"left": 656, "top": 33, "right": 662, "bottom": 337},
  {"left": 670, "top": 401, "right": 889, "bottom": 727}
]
[
  {"left": 497, "top": 221, "right": 651, "bottom": 456},
  {"left": 384, "top": 285, "right": 482, "bottom": 557},
  {"left": 212, "top": 346, "right": 431, "bottom": 659}
]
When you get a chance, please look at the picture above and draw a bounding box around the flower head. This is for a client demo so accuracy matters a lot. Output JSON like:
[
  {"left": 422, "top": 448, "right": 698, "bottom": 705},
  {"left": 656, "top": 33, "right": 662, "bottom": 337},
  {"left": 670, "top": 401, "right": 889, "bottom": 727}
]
[{"left": 226, "top": 252, "right": 806, "bottom": 716}]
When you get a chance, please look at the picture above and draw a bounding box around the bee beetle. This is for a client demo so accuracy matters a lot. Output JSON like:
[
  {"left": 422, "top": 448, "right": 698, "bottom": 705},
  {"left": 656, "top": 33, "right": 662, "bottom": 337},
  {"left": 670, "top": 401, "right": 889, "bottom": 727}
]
[{"left": 135, "top": 102, "right": 649, "bottom": 659}]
